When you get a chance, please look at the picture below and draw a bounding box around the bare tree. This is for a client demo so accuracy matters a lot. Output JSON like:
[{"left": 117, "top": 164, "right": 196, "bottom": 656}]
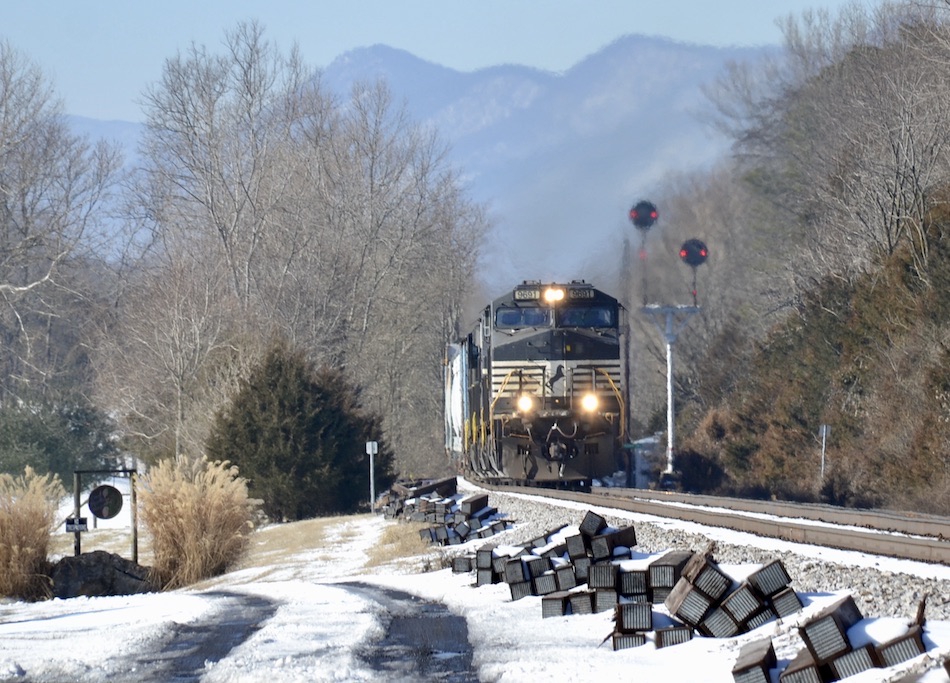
[
  {"left": 304, "top": 80, "right": 488, "bottom": 471},
  {"left": 104, "top": 21, "right": 320, "bottom": 459},
  {"left": 137, "top": 21, "right": 312, "bottom": 309},
  {"left": 106, "top": 23, "right": 489, "bottom": 474},
  {"left": 706, "top": 2, "right": 950, "bottom": 288},
  {"left": 787, "top": 6, "right": 950, "bottom": 279},
  {"left": 685, "top": 2, "right": 950, "bottom": 504},
  {"left": 0, "top": 40, "right": 122, "bottom": 397},
  {"left": 93, "top": 239, "right": 246, "bottom": 460}
]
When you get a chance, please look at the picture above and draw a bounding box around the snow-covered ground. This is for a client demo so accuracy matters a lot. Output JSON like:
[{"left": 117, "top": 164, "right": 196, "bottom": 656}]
[{"left": 1, "top": 479, "right": 949, "bottom": 682}]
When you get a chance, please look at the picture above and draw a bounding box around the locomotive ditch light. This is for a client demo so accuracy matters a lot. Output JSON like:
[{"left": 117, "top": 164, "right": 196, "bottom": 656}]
[
  {"left": 517, "top": 394, "right": 536, "bottom": 413},
  {"left": 543, "top": 287, "right": 565, "bottom": 303},
  {"left": 581, "top": 393, "right": 599, "bottom": 412}
]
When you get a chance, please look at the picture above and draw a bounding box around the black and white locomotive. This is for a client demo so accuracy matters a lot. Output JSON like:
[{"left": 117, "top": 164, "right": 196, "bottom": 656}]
[{"left": 444, "top": 280, "right": 628, "bottom": 488}]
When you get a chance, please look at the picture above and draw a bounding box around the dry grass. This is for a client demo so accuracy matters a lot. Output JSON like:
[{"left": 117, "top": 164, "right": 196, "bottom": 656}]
[
  {"left": 46, "top": 503, "right": 452, "bottom": 593},
  {"left": 216, "top": 515, "right": 446, "bottom": 584},
  {"left": 0, "top": 468, "right": 65, "bottom": 600},
  {"left": 365, "top": 521, "right": 433, "bottom": 568},
  {"left": 235, "top": 517, "right": 332, "bottom": 571},
  {"left": 46, "top": 508, "right": 444, "bottom": 593},
  {"left": 138, "top": 457, "right": 259, "bottom": 589}
]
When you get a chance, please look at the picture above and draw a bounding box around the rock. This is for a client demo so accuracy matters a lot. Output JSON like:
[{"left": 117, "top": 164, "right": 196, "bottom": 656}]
[{"left": 49, "top": 550, "right": 158, "bottom": 599}]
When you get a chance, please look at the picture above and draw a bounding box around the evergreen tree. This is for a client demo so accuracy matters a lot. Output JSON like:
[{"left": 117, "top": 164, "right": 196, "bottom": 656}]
[
  {"left": 206, "top": 341, "right": 395, "bottom": 520},
  {"left": 0, "top": 393, "right": 121, "bottom": 484}
]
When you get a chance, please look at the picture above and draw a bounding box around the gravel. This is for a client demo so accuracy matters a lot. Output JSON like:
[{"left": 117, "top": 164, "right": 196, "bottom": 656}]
[{"left": 482, "top": 489, "right": 950, "bottom": 622}]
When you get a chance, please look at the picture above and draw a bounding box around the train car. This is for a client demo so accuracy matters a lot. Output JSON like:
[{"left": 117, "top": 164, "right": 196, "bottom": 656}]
[{"left": 445, "top": 280, "right": 628, "bottom": 488}]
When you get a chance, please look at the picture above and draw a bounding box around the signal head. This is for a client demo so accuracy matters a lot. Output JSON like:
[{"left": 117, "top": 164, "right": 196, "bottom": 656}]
[
  {"left": 629, "top": 200, "right": 658, "bottom": 230},
  {"left": 679, "top": 239, "right": 708, "bottom": 267}
]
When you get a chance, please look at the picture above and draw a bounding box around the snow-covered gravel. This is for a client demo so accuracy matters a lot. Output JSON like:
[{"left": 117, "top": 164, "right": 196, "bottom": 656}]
[{"left": 480, "top": 488, "right": 950, "bottom": 622}]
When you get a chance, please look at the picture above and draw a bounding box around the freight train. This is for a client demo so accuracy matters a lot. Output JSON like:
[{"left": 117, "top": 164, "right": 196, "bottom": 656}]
[{"left": 444, "top": 280, "right": 628, "bottom": 488}]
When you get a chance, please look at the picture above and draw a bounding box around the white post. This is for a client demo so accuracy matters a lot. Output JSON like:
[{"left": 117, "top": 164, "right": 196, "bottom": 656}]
[
  {"left": 819, "top": 425, "right": 829, "bottom": 480},
  {"left": 642, "top": 305, "right": 699, "bottom": 477},
  {"left": 366, "top": 441, "right": 378, "bottom": 512},
  {"left": 665, "top": 333, "right": 675, "bottom": 474}
]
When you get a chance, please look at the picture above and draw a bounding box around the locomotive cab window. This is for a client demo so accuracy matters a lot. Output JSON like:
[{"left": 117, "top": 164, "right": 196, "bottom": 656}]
[
  {"left": 495, "top": 307, "right": 551, "bottom": 328},
  {"left": 558, "top": 306, "right": 616, "bottom": 328}
]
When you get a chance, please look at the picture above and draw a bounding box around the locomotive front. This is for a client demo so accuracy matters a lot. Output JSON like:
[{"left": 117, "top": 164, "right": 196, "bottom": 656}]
[{"left": 445, "top": 280, "right": 627, "bottom": 487}]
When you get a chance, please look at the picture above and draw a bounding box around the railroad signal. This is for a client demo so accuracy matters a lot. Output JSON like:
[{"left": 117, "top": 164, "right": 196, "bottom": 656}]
[
  {"left": 629, "top": 200, "right": 658, "bottom": 230},
  {"left": 678, "top": 238, "right": 708, "bottom": 305},
  {"left": 679, "top": 239, "right": 708, "bottom": 267},
  {"left": 88, "top": 484, "right": 123, "bottom": 519}
]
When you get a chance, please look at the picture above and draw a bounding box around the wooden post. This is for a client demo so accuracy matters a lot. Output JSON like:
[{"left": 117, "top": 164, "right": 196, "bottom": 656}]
[
  {"left": 130, "top": 471, "right": 138, "bottom": 564},
  {"left": 73, "top": 471, "right": 81, "bottom": 556}
]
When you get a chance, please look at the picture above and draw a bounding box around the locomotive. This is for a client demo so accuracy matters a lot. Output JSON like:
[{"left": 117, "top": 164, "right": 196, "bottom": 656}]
[{"left": 444, "top": 280, "right": 628, "bottom": 488}]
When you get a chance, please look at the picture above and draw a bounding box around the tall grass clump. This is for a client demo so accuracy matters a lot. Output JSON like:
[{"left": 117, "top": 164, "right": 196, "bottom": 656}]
[
  {"left": 139, "top": 456, "right": 259, "bottom": 589},
  {"left": 0, "top": 467, "right": 65, "bottom": 600}
]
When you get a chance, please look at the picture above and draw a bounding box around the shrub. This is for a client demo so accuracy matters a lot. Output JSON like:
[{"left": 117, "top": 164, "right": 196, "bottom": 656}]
[
  {"left": 206, "top": 341, "right": 395, "bottom": 521},
  {"left": 674, "top": 448, "right": 726, "bottom": 494},
  {"left": 138, "top": 456, "right": 258, "bottom": 589},
  {"left": 0, "top": 394, "right": 121, "bottom": 483},
  {"left": 0, "top": 467, "right": 65, "bottom": 600}
]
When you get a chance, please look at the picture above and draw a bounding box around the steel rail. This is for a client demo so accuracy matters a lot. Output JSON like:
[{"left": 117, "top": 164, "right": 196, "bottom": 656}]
[
  {"left": 483, "top": 484, "right": 950, "bottom": 565},
  {"left": 593, "top": 488, "right": 949, "bottom": 539}
]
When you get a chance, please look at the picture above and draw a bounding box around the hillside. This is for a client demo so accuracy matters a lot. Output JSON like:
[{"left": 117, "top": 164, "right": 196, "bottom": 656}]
[{"left": 680, "top": 216, "right": 950, "bottom": 515}]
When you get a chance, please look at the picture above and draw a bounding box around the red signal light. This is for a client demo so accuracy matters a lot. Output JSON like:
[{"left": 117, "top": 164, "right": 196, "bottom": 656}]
[
  {"left": 679, "top": 239, "right": 708, "bottom": 267},
  {"left": 629, "top": 200, "right": 658, "bottom": 230}
]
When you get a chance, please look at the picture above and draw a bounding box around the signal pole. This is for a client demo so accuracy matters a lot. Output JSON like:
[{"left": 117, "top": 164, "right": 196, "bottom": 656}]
[
  {"left": 641, "top": 304, "right": 700, "bottom": 474},
  {"left": 639, "top": 231, "right": 708, "bottom": 479},
  {"left": 623, "top": 202, "right": 659, "bottom": 485},
  {"left": 629, "top": 200, "right": 658, "bottom": 306},
  {"left": 621, "top": 233, "right": 633, "bottom": 474}
]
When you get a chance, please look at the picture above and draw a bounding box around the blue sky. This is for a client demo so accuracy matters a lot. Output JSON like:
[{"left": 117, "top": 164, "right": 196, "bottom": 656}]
[{"left": 3, "top": 0, "right": 876, "bottom": 122}]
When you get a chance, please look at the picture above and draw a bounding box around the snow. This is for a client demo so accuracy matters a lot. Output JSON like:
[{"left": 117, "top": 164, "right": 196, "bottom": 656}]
[{"left": 1, "top": 480, "right": 949, "bottom": 682}]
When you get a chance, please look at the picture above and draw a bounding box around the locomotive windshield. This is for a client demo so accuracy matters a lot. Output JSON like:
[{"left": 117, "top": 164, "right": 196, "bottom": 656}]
[
  {"left": 495, "top": 307, "right": 552, "bottom": 328},
  {"left": 558, "top": 305, "right": 616, "bottom": 328}
]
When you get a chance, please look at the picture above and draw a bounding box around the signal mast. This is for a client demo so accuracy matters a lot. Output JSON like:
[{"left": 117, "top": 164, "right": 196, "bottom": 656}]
[
  {"left": 629, "top": 201, "right": 708, "bottom": 480},
  {"left": 628, "top": 200, "right": 659, "bottom": 306}
]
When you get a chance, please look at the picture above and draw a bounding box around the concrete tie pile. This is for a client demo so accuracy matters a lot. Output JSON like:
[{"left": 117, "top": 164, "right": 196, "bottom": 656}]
[
  {"left": 379, "top": 478, "right": 512, "bottom": 548},
  {"left": 735, "top": 595, "right": 930, "bottom": 682},
  {"left": 452, "top": 507, "right": 940, "bottom": 681}
]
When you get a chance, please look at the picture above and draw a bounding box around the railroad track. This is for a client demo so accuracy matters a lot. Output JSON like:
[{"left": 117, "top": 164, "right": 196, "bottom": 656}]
[{"left": 481, "top": 483, "right": 950, "bottom": 565}]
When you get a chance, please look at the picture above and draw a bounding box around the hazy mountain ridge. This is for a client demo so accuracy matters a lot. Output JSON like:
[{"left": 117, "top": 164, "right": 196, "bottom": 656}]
[
  {"left": 320, "top": 37, "right": 768, "bottom": 287},
  {"left": 69, "top": 35, "right": 769, "bottom": 288}
]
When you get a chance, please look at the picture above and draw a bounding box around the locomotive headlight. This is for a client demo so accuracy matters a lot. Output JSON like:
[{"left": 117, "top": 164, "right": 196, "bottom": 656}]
[
  {"left": 543, "top": 287, "right": 565, "bottom": 303},
  {"left": 517, "top": 394, "right": 536, "bottom": 413},
  {"left": 581, "top": 393, "right": 599, "bottom": 412}
]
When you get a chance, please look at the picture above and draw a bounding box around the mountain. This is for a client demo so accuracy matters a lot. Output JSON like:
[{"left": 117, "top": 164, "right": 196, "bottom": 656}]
[
  {"left": 322, "top": 37, "right": 768, "bottom": 289},
  {"left": 69, "top": 36, "right": 768, "bottom": 290}
]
